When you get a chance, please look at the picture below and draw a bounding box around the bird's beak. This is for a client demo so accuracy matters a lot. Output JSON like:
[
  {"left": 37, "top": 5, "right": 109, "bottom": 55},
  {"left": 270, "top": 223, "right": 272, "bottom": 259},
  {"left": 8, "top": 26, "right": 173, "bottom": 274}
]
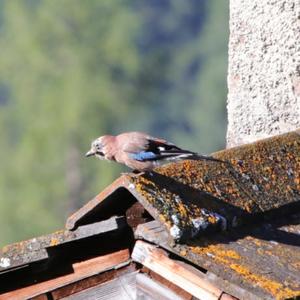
[{"left": 85, "top": 149, "right": 96, "bottom": 157}]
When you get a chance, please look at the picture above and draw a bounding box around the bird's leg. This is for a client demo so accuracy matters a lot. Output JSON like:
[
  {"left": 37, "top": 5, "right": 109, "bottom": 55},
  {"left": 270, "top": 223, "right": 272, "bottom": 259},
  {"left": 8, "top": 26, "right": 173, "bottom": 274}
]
[
  {"left": 134, "top": 170, "right": 155, "bottom": 177},
  {"left": 121, "top": 170, "right": 145, "bottom": 177},
  {"left": 132, "top": 170, "right": 145, "bottom": 177}
]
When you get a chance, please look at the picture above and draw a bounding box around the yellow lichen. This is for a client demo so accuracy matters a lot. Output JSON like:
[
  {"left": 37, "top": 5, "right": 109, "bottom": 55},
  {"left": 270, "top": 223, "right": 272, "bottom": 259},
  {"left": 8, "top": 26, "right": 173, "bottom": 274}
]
[
  {"left": 50, "top": 238, "right": 59, "bottom": 247},
  {"left": 228, "top": 263, "right": 299, "bottom": 299},
  {"left": 177, "top": 203, "right": 188, "bottom": 218},
  {"left": 294, "top": 177, "right": 300, "bottom": 185},
  {"left": 190, "top": 244, "right": 241, "bottom": 260},
  {"left": 190, "top": 243, "right": 300, "bottom": 299}
]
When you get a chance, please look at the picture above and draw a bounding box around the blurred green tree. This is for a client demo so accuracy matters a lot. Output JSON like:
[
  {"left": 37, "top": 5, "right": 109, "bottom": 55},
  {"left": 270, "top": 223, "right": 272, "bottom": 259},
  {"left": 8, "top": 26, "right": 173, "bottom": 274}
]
[
  {"left": 0, "top": 0, "right": 228, "bottom": 245},
  {"left": 134, "top": 0, "right": 228, "bottom": 152},
  {"left": 0, "top": 0, "right": 141, "bottom": 243}
]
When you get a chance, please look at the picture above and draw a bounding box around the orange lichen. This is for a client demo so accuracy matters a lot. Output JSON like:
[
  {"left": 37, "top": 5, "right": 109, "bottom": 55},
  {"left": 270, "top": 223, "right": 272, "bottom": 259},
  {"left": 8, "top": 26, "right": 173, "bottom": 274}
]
[
  {"left": 294, "top": 177, "right": 300, "bottom": 185},
  {"left": 222, "top": 250, "right": 241, "bottom": 260},
  {"left": 50, "top": 238, "right": 59, "bottom": 247},
  {"left": 228, "top": 263, "right": 300, "bottom": 299},
  {"left": 177, "top": 203, "right": 188, "bottom": 218},
  {"left": 180, "top": 249, "right": 187, "bottom": 256},
  {"left": 252, "top": 239, "right": 262, "bottom": 247},
  {"left": 208, "top": 216, "right": 218, "bottom": 224},
  {"left": 129, "top": 130, "right": 300, "bottom": 245},
  {"left": 190, "top": 243, "right": 300, "bottom": 299},
  {"left": 244, "top": 203, "right": 252, "bottom": 213},
  {"left": 158, "top": 214, "right": 168, "bottom": 225},
  {"left": 190, "top": 244, "right": 241, "bottom": 260}
]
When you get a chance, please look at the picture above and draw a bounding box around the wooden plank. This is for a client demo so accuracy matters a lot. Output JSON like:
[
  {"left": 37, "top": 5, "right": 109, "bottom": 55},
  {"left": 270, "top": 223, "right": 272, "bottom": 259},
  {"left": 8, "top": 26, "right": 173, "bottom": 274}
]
[
  {"left": 31, "top": 294, "right": 49, "bottom": 300},
  {"left": 136, "top": 273, "right": 189, "bottom": 300},
  {"left": 51, "top": 265, "right": 136, "bottom": 299},
  {"left": 132, "top": 240, "right": 222, "bottom": 300},
  {"left": 205, "top": 271, "right": 260, "bottom": 300},
  {"left": 0, "top": 216, "right": 126, "bottom": 273},
  {"left": 141, "top": 268, "right": 194, "bottom": 300},
  {"left": 64, "top": 271, "right": 137, "bottom": 300},
  {"left": 136, "top": 220, "right": 300, "bottom": 299},
  {"left": 0, "top": 249, "right": 130, "bottom": 300}
]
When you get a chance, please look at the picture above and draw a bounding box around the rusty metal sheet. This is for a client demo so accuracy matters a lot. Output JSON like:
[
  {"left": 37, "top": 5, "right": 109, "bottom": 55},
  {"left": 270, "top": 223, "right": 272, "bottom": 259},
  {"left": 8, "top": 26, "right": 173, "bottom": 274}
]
[
  {"left": 135, "top": 217, "right": 300, "bottom": 300},
  {"left": 0, "top": 216, "right": 126, "bottom": 273},
  {"left": 66, "top": 130, "right": 300, "bottom": 243}
]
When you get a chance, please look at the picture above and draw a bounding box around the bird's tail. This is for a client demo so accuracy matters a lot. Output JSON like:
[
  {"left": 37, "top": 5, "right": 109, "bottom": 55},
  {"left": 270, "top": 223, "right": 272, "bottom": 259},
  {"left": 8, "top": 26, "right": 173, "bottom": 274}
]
[{"left": 148, "top": 149, "right": 226, "bottom": 164}]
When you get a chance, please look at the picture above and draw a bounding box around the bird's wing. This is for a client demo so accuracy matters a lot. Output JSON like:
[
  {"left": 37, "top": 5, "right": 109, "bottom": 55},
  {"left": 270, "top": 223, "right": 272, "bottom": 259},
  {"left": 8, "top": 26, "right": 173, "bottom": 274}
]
[
  {"left": 117, "top": 132, "right": 151, "bottom": 153},
  {"left": 144, "top": 136, "right": 226, "bottom": 164},
  {"left": 141, "top": 137, "right": 196, "bottom": 161},
  {"left": 118, "top": 132, "right": 224, "bottom": 163},
  {"left": 120, "top": 133, "right": 194, "bottom": 162}
]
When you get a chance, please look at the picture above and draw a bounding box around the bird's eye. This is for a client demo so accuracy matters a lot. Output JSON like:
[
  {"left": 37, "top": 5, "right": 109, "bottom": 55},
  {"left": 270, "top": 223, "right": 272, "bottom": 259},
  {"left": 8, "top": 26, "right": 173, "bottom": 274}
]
[{"left": 94, "top": 142, "right": 102, "bottom": 150}]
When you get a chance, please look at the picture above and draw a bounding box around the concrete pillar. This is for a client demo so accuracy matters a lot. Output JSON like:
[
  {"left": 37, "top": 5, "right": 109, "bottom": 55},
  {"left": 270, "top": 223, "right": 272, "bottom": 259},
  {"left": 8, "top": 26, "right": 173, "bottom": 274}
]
[{"left": 227, "top": 0, "right": 300, "bottom": 148}]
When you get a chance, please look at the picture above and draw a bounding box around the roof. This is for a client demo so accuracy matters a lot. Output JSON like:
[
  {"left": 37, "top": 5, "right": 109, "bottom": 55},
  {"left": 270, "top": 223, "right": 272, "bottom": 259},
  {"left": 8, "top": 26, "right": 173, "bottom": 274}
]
[
  {"left": 67, "top": 129, "right": 300, "bottom": 241},
  {"left": 0, "top": 217, "right": 126, "bottom": 273},
  {"left": 1, "top": 129, "right": 300, "bottom": 299}
]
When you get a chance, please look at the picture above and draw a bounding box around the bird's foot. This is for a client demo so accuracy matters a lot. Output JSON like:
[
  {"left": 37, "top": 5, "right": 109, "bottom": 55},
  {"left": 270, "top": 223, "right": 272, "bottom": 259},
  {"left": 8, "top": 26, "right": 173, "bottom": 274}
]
[{"left": 132, "top": 170, "right": 145, "bottom": 177}]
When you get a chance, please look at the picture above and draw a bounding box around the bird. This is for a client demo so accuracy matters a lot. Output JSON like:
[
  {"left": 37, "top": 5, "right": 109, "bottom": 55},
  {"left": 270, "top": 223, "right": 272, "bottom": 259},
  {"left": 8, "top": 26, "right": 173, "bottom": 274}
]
[{"left": 85, "top": 131, "right": 224, "bottom": 172}]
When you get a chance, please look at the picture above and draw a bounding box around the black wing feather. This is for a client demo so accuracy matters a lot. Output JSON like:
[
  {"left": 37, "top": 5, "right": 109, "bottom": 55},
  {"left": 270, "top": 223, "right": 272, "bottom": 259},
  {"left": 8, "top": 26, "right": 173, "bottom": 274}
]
[{"left": 143, "top": 138, "right": 225, "bottom": 163}]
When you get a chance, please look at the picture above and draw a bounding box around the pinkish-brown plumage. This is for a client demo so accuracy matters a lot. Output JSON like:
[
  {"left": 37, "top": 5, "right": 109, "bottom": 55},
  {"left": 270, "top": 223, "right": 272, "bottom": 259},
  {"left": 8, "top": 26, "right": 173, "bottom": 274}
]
[{"left": 85, "top": 131, "right": 222, "bottom": 171}]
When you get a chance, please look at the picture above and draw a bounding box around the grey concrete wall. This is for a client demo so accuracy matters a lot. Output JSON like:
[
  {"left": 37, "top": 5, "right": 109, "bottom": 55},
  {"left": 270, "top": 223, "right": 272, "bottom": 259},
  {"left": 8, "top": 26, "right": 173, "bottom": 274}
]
[{"left": 227, "top": 0, "right": 300, "bottom": 148}]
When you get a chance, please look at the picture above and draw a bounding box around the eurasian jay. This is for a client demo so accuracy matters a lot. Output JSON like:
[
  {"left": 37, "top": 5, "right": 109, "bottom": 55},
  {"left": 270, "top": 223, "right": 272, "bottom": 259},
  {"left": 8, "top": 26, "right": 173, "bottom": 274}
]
[{"left": 85, "top": 131, "right": 223, "bottom": 171}]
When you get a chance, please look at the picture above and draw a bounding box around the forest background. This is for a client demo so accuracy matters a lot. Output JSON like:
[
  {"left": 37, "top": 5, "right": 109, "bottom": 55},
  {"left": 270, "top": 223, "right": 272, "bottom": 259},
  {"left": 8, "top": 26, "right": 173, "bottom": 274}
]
[{"left": 0, "top": 0, "right": 228, "bottom": 246}]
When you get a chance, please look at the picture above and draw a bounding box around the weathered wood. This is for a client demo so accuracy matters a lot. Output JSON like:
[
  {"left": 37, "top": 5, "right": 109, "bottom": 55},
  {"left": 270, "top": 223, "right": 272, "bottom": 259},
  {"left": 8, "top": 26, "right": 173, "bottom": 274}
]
[
  {"left": 0, "top": 249, "right": 130, "bottom": 300},
  {"left": 205, "top": 271, "right": 259, "bottom": 300},
  {"left": 135, "top": 220, "right": 300, "bottom": 299},
  {"left": 132, "top": 240, "right": 223, "bottom": 300},
  {"left": 66, "top": 179, "right": 136, "bottom": 230},
  {"left": 127, "top": 130, "right": 300, "bottom": 242},
  {"left": 141, "top": 268, "right": 194, "bottom": 300},
  {"left": 51, "top": 264, "right": 136, "bottom": 299},
  {"left": 136, "top": 273, "right": 189, "bottom": 300},
  {"left": 31, "top": 294, "right": 49, "bottom": 300},
  {"left": 0, "top": 216, "right": 126, "bottom": 273},
  {"left": 65, "top": 271, "right": 137, "bottom": 300}
]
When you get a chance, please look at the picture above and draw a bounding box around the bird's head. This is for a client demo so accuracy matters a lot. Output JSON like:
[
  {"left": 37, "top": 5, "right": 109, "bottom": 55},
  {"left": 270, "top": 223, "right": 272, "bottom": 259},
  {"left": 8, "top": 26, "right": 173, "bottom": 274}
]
[{"left": 85, "top": 136, "right": 107, "bottom": 160}]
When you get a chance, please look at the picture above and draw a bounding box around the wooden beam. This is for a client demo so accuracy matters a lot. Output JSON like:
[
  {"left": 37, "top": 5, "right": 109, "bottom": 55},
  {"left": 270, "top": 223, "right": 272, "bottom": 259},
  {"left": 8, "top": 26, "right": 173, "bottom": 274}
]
[
  {"left": 51, "top": 265, "right": 136, "bottom": 299},
  {"left": 0, "top": 249, "right": 130, "bottom": 300},
  {"left": 136, "top": 273, "right": 190, "bottom": 300},
  {"left": 132, "top": 240, "right": 222, "bottom": 300},
  {"left": 62, "top": 271, "right": 137, "bottom": 300},
  {"left": 140, "top": 268, "right": 194, "bottom": 300}
]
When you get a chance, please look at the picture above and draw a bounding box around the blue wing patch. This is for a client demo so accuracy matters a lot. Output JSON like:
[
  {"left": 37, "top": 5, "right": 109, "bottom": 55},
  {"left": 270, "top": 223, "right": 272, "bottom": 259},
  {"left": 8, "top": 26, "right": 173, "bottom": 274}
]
[{"left": 129, "top": 151, "right": 156, "bottom": 161}]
